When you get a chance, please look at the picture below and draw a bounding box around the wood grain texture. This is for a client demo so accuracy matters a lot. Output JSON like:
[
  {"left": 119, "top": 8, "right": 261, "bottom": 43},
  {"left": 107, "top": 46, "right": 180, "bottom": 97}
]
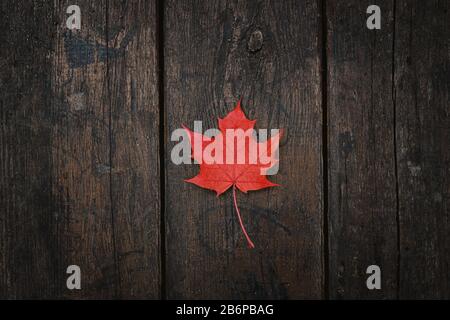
[
  {"left": 394, "top": 0, "right": 450, "bottom": 299},
  {"left": 51, "top": 0, "right": 161, "bottom": 298},
  {"left": 52, "top": 0, "right": 118, "bottom": 298},
  {"left": 327, "top": 0, "right": 398, "bottom": 299},
  {"left": 0, "top": 0, "right": 57, "bottom": 299},
  {"left": 1, "top": 0, "right": 449, "bottom": 300},
  {"left": 0, "top": 0, "right": 160, "bottom": 299},
  {"left": 164, "top": 0, "right": 324, "bottom": 299},
  {"left": 107, "top": 0, "right": 161, "bottom": 299}
]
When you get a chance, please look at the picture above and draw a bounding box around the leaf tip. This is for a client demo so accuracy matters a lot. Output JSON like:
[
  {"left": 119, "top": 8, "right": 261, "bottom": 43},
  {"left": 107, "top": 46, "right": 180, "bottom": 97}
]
[{"left": 235, "top": 99, "right": 242, "bottom": 111}]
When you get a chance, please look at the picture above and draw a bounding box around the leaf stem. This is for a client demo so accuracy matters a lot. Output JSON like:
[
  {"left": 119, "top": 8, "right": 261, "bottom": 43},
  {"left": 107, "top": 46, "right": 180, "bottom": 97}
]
[{"left": 232, "top": 185, "right": 255, "bottom": 249}]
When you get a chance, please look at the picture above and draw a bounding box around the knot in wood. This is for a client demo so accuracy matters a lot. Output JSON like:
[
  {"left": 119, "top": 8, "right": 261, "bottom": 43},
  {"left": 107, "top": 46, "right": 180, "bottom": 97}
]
[{"left": 247, "top": 30, "right": 263, "bottom": 53}]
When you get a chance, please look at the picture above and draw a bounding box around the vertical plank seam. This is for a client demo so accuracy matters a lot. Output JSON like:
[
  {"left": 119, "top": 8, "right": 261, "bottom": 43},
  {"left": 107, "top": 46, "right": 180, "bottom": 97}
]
[
  {"left": 51, "top": 1, "right": 59, "bottom": 298},
  {"left": 321, "top": 0, "right": 330, "bottom": 300},
  {"left": 391, "top": 0, "right": 401, "bottom": 300},
  {"left": 156, "top": 0, "right": 167, "bottom": 300},
  {"left": 105, "top": 0, "right": 121, "bottom": 298}
]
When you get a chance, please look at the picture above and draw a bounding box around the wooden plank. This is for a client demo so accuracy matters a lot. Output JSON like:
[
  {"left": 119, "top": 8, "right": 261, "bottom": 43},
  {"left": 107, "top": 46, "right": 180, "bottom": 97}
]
[
  {"left": 394, "top": 0, "right": 450, "bottom": 299},
  {"left": 164, "top": 0, "right": 323, "bottom": 299},
  {"left": 0, "top": 1, "right": 58, "bottom": 299},
  {"left": 327, "top": 0, "right": 398, "bottom": 298},
  {"left": 51, "top": 0, "right": 117, "bottom": 298},
  {"left": 1, "top": 0, "right": 161, "bottom": 299},
  {"left": 107, "top": 0, "right": 161, "bottom": 298}
]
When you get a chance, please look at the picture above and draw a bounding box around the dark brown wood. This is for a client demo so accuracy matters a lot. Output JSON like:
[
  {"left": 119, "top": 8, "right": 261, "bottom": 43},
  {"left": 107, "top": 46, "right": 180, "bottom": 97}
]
[
  {"left": 394, "top": 0, "right": 450, "bottom": 299},
  {"left": 51, "top": 0, "right": 161, "bottom": 298},
  {"left": 164, "top": 0, "right": 324, "bottom": 299},
  {"left": 0, "top": 0, "right": 58, "bottom": 299},
  {"left": 107, "top": 0, "right": 161, "bottom": 298},
  {"left": 1, "top": 0, "right": 449, "bottom": 300},
  {"left": 0, "top": 0, "right": 160, "bottom": 299},
  {"left": 327, "top": 0, "right": 398, "bottom": 299},
  {"left": 52, "top": 0, "right": 117, "bottom": 298}
]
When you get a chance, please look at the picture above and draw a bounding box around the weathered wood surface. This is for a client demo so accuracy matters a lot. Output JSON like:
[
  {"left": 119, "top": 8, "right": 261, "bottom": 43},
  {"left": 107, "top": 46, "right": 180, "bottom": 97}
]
[
  {"left": 107, "top": 0, "right": 161, "bottom": 299},
  {"left": 0, "top": 0, "right": 449, "bottom": 299},
  {"left": 164, "top": 0, "right": 324, "bottom": 299},
  {"left": 326, "top": 0, "right": 398, "bottom": 299},
  {"left": 0, "top": 0, "right": 57, "bottom": 299},
  {"left": 52, "top": 0, "right": 117, "bottom": 299},
  {"left": 1, "top": 0, "right": 160, "bottom": 299},
  {"left": 394, "top": 0, "right": 450, "bottom": 299}
]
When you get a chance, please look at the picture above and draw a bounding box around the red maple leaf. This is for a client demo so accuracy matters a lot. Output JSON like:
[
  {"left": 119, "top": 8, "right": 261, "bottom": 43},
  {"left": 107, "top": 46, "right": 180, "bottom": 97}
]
[{"left": 183, "top": 100, "right": 281, "bottom": 248}]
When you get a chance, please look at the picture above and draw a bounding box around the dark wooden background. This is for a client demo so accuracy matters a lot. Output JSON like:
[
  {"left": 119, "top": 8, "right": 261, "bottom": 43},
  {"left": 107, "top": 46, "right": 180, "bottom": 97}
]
[{"left": 0, "top": 0, "right": 448, "bottom": 299}]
